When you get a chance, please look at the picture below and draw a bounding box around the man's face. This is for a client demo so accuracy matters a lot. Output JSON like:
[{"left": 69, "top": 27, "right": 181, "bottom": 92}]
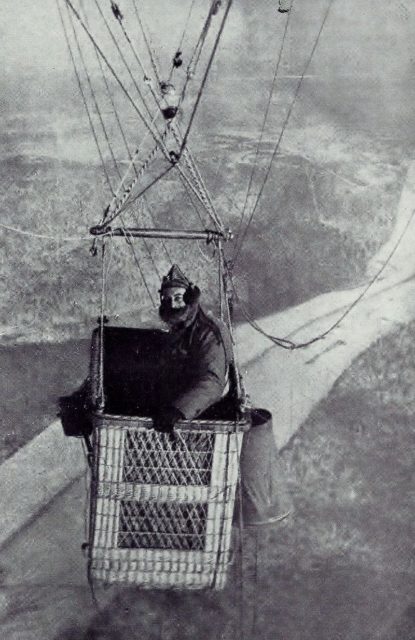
[
  {"left": 159, "top": 286, "right": 188, "bottom": 325},
  {"left": 161, "top": 287, "right": 187, "bottom": 309}
]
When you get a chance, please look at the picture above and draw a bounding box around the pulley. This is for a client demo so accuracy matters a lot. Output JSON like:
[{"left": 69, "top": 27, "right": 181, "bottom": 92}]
[
  {"left": 162, "top": 106, "right": 178, "bottom": 120},
  {"left": 160, "top": 82, "right": 178, "bottom": 120},
  {"left": 160, "top": 81, "right": 176, "bottom": 97},
  {"left": 173, "top": 51, "right": 183, "bottom": 68}
]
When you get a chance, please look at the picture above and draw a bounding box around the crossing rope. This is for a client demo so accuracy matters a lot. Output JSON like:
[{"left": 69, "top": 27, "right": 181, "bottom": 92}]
[
  {"left": 67, "top": 2, "right": 122, "bottom": 183},
  {"left": 230, "top": 206, "right": 415, "bottom": 350},
  {"left": 63, "top": 0, "right": 171, "bottom": 159},
  {"left": 79, "top": 0, "right": 138, "bottom": 176}
]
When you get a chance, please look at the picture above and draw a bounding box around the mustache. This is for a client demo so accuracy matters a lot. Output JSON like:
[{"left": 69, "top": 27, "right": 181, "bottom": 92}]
[{"left": 159, "top": 302, "right": 188, "bottom": 323}]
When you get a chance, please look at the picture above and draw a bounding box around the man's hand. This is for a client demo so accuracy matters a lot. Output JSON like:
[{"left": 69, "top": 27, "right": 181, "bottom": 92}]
[{"left": 152, "top": 407, "right": 184, "bottom": 434}]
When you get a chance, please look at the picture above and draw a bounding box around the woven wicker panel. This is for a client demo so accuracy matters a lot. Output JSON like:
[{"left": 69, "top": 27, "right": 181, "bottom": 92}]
[
  {"left": 89, "top": 415, "right": 247, "bottom": 590},
  {"left": 122, "top": 429, "right": 214, "bottom": 486},
  {"left": 118, "top": 500, "right": 208, "bottom": 551}
]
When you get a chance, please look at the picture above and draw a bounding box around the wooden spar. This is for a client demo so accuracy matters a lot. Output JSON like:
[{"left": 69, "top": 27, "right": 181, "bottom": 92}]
[{"left": 90, "top": 226, "right": 233, "bottom": 242}]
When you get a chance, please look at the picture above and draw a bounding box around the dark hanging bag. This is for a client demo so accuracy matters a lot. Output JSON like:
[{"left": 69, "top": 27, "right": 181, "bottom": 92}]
[{"left": 58, "top": 379, "right": 92, "bottom": 438}]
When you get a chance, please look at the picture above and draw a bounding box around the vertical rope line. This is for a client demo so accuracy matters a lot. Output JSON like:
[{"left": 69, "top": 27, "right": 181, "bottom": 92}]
[
  {"left": 168, "top": 0, "right": 198, "bottom": 82},
  {"left": 179, "top": 0, "right": 234, "bottom": 154},
  {"left": 98, "top": 238, "right": 107, "bottom": 409},
  {"left": 57, "top": 0, "right": 114, "bottom": 195},
  {"left": 251, "top": 529, "right": 260, "bottom": 638},
  {"left": 220, "top": 245, "right": 243, "bottom": 402},
  {"left": 176, "top": 0, "right": 219, "bottom": 113},
  {"left": 132, "top": 0, "right": 162, "bottom": 86},
  {"left": 132, "top": 204, "right": 162, "bottom": 279},
  {"left": 113, "top": 12, "right": 164, "bottom": 113},
  {"left": 80, "top": 1, "right": 138, "bottom": 176},
  {"left": 171, "top": 123, "right": 224, "bottom": 231},
  {"left": 79, "top": 0, "right": 132, "bottom": 169},
  {"left": 67, "top": 3, "right": 122, "bottom": 182},
  {"left": 119, "top": 220, "right": 157, "bottom": 306},
  {"left": 63, "top": 0, "right": 170, "bottom": 156},
  {"left": 143, "top": 196, "right": 174, "bottom": 264},
  {"left": 218, "top": 239, "right": 224, "bottom": 320},
  {"left": 233, "top": 0, "right": 335, "bottom": 265},
  {"left": 186, "top": 0, "right": 217, "bottom": 77},
  {"left": 233, "top": 10, "right": 292, "bottom": 260},
  {"left": 93, "top": 0, "right": 159, "bottom": 126},
  {"left": 236, "top": 421, "right": 246, "bottom": 640}
]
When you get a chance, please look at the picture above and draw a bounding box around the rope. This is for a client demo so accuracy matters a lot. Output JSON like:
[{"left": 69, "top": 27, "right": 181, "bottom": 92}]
[
  {"left": 132, "top": 0, "right": 162, "bottom": 86},
  {"left": 98, "top": 125, "right": 168, "bottom": 227},
  {"left": 132, "top": 203, "right": 162, "bottom": 279},
  {"left": 179, "top": 169, "right": 209, "bottom": 228},
  {"left": 119, "top": 220, "right": 157, "bottom": 306},
  {"left": 98, "top": 238, "right": 107, "bottom": 408},
  {"left": 232, "top": 206, "right": 415, "bottom": 350},
  {"left": 168, "top": 0, "right": 198, "bottom": 82},
  {"left": 67, "top": 2, "right": 122, "bottom": 182},
  {"left": 219, "top": 240, "right": 225, "bottom": 320},
  {"left": 251, "top": 530, "right": 260, "bottom": 639},
  {"left": 118, "top": 150, "right": 213, "bottom": 227},
  {"left": 109, "top": 162, "right": 175, "bottom": 220},
  {"left": 108, "top": 2, "right": 164, "bottom": 118},
  {"left": 233, "top": 0, "right": 335, "bottom": 265},
  {"left": 0, "top": 222, "right": 92, "bottom": 241},
  {"left": 172, "top": 123, "right": 224, "bottom": 231},
  {"left": 143, "top": 197, "right": 174, "bottom": 264},
  {"left": 63, "top": 0, "right": 170, "bottom": 157},
  {"left": 219, "top": 243, "right": 244, "bottom": 402},
  {"left": 80, "top": 1, "right": 138, "bottom": 175},
  {"left": 58, "top": 0, "right": 114, "bottom": 194},
  {"left": 233, "top": 9, "right": 292, "bottom": 261},
  {"left": 236, "top": 426, "right": 246, "bottom": 640},
  {"left": 94, "top": 0, "right": 161, "bottom": 129},
  {"left": 103, "top": 4, "right": 224, "bottom": 235},
  {"left": 185, "top": 0, "right": 219, "bottom": 84},
  {"left": 179, "top": 0, "right": 234, "bottom": 156}
]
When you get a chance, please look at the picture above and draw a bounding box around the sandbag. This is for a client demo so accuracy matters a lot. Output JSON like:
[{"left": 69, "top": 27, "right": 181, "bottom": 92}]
[
  {"left": 238, "top": 408, "right": 292, "bottom": 526},
  {"left": 58, "top": 379, "right": 92, "bottom": 438}
]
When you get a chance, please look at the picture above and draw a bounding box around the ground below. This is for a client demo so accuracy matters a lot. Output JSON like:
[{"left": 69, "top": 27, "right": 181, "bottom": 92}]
[{"left": 2, "top": 320, "right": 415, "bottom": 639}]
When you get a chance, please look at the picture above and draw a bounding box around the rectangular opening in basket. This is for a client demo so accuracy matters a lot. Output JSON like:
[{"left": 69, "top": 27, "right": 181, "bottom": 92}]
[
  {"left": 122, "top": 429, "right": 215, "bottom": 486},
  {"left": 118, "top": 500, "right": 208, "bottom": 551}
]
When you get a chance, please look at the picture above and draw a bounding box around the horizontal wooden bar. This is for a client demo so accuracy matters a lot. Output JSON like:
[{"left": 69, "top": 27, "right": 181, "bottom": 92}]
[{"left": 90, "top": 226, "right": 233, "bottom": 242}]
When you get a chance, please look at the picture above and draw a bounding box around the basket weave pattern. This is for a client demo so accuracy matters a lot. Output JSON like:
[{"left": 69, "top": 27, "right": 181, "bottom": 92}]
[{"left": 88, "top": 414, "right": 246, "bottom": 590}]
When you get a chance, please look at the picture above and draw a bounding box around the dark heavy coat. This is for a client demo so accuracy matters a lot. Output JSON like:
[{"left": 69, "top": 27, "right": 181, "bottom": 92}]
[{"left": 160, "top": 305, "right": 233, "bottom": 420}]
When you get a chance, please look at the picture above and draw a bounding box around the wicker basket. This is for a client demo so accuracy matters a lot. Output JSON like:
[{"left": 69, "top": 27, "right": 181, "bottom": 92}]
[{"left": 88, "top": 412, "right": 249, "bottom": 590}]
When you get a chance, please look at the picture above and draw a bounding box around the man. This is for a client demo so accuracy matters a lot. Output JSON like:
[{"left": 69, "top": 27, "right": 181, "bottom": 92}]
[{"left": 152, "top": 264, "right": 233, "bottom": 433}]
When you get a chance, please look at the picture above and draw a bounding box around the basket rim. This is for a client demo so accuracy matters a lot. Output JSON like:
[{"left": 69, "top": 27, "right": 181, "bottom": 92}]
[{"left": 91, "top": 411, "right": 251, "bottom": 433}]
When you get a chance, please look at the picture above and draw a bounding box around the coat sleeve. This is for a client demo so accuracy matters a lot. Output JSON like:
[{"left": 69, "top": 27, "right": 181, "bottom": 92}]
[{"left": 171, "top": 329, "right": 227, "bottom": 420}]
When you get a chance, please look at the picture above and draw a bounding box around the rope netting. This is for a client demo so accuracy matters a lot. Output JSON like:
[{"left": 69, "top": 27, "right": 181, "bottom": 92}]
[{"left": 59, "top": 0, "right": 230, "bottom": 239}]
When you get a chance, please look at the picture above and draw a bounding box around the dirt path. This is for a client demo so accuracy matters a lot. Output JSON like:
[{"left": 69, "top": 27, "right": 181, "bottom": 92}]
[{"left": 235, "top": 160, "right": 415, "bottom": 448}]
